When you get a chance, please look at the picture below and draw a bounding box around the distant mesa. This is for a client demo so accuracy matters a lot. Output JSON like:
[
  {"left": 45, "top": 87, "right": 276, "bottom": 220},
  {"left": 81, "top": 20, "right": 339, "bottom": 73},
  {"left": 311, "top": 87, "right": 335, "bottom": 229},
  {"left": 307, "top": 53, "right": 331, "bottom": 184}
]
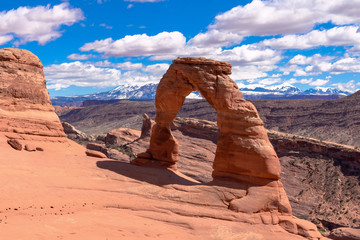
[{"left": 0, "top": 48, "right": 67, "bottom": 150}]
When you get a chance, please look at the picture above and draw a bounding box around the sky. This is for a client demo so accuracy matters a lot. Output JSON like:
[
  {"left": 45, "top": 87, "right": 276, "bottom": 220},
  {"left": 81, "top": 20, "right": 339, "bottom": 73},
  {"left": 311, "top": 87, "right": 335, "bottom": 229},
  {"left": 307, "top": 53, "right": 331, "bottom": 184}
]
[{"left": 1, "top": 0, "right": 360, "bottom": 96}]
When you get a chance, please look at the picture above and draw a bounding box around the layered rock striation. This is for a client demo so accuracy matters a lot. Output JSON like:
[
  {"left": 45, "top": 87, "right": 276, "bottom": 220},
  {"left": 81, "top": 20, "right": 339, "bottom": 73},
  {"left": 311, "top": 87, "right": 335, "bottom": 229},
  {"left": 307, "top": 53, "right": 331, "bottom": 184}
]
[{"left": 0, "top": 48, "right": 65, "bottom": 143}]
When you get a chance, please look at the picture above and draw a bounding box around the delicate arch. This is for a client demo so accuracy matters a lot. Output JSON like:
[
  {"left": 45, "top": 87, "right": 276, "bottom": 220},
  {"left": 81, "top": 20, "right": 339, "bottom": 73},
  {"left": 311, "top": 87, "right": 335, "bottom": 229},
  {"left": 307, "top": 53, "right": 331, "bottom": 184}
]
[{"left": 133, "top": 57, "right": 281, "bottom": 181}]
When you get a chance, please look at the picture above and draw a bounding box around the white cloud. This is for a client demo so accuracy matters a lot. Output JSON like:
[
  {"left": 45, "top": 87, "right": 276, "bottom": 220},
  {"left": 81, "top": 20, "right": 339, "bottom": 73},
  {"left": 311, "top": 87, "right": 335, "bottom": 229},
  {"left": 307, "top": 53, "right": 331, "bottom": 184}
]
[
  {"left": 309, "top": 79, "right": 329, "bottom": 86},
  {"left": 99, "top": 23, "right": 112, "bottom": 29},
  {"left": 80, "top": 31, "right": 186, "bottom": 57},
  {"left": 331, "top": 80, "right": 359, "bottom": 93},
  {"left": 331, "top": 57, "right": 360, "bottom": 74},
  {"left": 299, "top": 78, "right": 313, "bottom": 84},
  {"left": 143, "top": 63, "right": 169, "bottom": 73},
  {"left": 261, "top": 26, "right": 360, "bottom": 49},
  {"left": 186, "top": 0, "right": 360, "bottom": 48},
  {"left": 44, "top": 61, "right": 168, "bottom": 90},
  {"left": 93, "top": 60, "right": 143, "bottom": 70},
  {"left": 258, "top": 78, "right": 282, "bottom": 85},
  {"left": 288, "top": 54, "right": 334, "bottom": 65},
  {"left": 67, "top": 53, "right": 96, "bottom": 60},
  {"left": 213, "top": 45, "right": 282, "bottom": 69},
  {"left": 284, "top": 78, "right": 298, "bottom": 84},
  {"left": 0, "top": 3, "right": 84, "bottom": 45},
  {"left": 189, "top": 30, "right": 243, "bottom": 48},
  {"left": 210, "top": 0, "right": 360, "bottom": 36},
  {"left": 0, "top": 35, "right": 13, "bottom": 45},
  {"left": 231, "top": 66, "right": 268, "bottom": 81}
]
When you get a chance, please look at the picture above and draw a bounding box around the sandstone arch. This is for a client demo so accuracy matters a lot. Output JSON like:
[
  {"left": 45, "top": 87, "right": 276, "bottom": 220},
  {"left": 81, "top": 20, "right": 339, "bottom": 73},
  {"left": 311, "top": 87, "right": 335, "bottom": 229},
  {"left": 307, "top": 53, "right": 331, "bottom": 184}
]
[{"left": 133, "top": 57, "right": 282, "bottom": 182}]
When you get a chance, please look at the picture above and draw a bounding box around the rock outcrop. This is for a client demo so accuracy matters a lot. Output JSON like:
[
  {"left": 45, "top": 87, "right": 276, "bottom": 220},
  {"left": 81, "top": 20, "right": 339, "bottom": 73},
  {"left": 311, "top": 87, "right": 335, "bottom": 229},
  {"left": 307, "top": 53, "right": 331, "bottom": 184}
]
[
  {"left": 328, "top": 228, "right": 360, "bottom": 240},
  {"left": 0, "top": 48, "right": 66, "bottom": 144},
  {"left": 105, "top": 128, "right": 140, "bottom": 146},
  {"left": 62, "top": 122, "right": 95, "bottom": 142}
]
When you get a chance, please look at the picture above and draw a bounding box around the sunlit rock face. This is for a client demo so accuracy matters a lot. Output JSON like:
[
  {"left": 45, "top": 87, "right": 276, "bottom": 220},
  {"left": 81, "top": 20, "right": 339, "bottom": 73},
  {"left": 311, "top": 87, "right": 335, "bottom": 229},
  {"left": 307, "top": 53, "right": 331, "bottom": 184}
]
[{"left": 0, "top": 48, "right": 66, "bottom": 142}]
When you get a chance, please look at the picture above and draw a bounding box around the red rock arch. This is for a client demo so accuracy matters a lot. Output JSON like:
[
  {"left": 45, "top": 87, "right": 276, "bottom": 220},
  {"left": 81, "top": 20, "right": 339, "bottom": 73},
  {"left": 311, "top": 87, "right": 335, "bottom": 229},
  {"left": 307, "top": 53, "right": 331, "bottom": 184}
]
[{"left": 133, "top": 57, "right": 281, "bottom": 182}]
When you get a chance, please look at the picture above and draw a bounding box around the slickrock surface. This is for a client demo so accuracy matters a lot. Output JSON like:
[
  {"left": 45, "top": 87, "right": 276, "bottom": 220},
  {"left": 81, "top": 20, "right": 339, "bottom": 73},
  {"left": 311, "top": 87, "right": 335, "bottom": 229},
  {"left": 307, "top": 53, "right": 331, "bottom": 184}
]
[
  {"left": 0, "top": 48, "right": 66, "bottom": 143},
  {"left": 2, "top": 135, "right": 327, "bottom": 240},
  {"left": 128, "top": 116, "right": 360, "bottom": 231}
]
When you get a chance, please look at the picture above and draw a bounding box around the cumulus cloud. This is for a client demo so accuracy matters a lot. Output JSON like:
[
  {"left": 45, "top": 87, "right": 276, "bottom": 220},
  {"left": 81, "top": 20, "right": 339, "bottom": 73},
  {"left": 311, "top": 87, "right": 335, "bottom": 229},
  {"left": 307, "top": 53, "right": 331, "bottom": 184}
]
[
  {"left": 210, "top": 0, "right": 360, "bottom": 37},
  {"left": 67, "top": 53, "right": 96, "bottom": 60},
  {"left": 231, "top": 66, "right": 268, "bottom": 81},
  {"left": 0, "top": 3, "right": 84, "bottom": 45},
  {"left": 258, "top": 78, "right": 282, "bottom": 85},
  {"left": 309, "top": 79, "right": 329, "bottom": 86},
  {"left": 189, "top": 30, "right": 243, "bottom": 48},
  {"left": 284, "top": 54, "right": 360, "bottom": 76},
  {"left": 0, "top": 35, "right": 13, "bottom": 45},
  {"left": 330, "top": 57, "right": 360, "bottom": 74},
  {"left": 261, "top": 26, "right": 360, "bottom": 49},
  {"left": 186, "top": 0, "right": 360, "bottom": 48},
  {"left": 211, "top": 45, "right": 282, "bottom": 68},
  {"left": 93, "top": 60, "right": 143, "bottom": 70},
  {"left": 332, "top": 80, "right": 359, "bottom": 93},
  {"left": 44, "top": 61, "right": 168, "bottom": 90},
  {"left": 288, "top": 54, "right": 333, "bottom": 65},
  {"left": 80, "top": 31, "right": 186, "bottom": 57}
]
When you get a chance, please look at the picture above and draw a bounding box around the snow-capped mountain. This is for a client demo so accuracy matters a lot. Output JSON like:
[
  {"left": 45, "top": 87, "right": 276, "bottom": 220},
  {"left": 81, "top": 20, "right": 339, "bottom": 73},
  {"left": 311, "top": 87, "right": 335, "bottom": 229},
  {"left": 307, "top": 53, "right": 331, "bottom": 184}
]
[
  {"left": 51, "top": 83, "right": 352, "bottom": 106},
  {"left": 303, "top": 87, "right": 349, "bottom": 96}
]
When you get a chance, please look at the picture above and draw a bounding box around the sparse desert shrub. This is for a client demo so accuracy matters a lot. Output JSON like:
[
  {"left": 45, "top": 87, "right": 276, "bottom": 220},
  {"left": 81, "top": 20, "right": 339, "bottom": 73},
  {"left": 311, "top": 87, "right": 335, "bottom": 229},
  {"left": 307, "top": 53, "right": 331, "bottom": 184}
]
[{"left": 105, "top": 143, "right": 135, "bottom": 159}]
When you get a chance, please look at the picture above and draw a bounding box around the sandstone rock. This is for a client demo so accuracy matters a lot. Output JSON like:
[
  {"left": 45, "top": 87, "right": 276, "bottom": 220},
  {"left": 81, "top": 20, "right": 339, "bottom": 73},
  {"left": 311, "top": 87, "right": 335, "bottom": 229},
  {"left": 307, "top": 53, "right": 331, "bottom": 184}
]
[
  {"left": 136, "top": 57, "right": 281, "bottom": 180},
  {"left": 0, "top": 48, "right": 66, "bottom": 142},
  {"left": 105, "top": 128, "right": 140, "bottom": 146},
  {"left": 7, "top": 139, "right": 22, "bottom": 150},
  {"left": 86, "top": 149, "right": 107, "bottom": 158},
  {"left": 107, "top": 149, "right": 129, "bottom": 161},
  {"left": 36, "top": 147, "right": 44, "bottom": 151},
  {"left": 140, "top": 113, "right": 155, "bottom": 138},
  {"left": 62, "top": 122, "right": 94, "bottom": 142},
  {"left": 96, "top": 134, "right": 107, "bottom": 142},
  {"left": 87, "top": 143, "right": 108, "bottom": 155},
  {"left": 86, "top": 142, "right": 128, "bottom": 161},
  {"left": 329, "top": 228, "right": 360, "bottom": 240},
  {"left": 24, "top": 144, "right": 36, "bottom": 152}
]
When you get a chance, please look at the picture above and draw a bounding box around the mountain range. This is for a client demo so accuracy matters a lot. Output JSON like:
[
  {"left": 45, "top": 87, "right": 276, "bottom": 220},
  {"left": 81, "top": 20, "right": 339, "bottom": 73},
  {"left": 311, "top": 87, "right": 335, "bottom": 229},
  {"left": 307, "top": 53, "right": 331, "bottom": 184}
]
[{"left": 51, "top": 83, "right": 352, "bottom": 106}]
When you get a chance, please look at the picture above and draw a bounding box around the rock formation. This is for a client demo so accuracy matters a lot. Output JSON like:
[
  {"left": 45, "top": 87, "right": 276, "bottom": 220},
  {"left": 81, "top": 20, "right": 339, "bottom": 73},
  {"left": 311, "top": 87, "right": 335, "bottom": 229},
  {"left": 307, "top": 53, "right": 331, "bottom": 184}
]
[
  {"left": 105, "top": 128, "right": 140, "bottom": 146},
  {"left": 62, "top": 122, "right": 95, "bottom": 142},
  {"left": 132, "top": 57, "right": 291, "bottom": 211},
  {"left": 0, "top": 48, "right": 66, "bottom": 145}
]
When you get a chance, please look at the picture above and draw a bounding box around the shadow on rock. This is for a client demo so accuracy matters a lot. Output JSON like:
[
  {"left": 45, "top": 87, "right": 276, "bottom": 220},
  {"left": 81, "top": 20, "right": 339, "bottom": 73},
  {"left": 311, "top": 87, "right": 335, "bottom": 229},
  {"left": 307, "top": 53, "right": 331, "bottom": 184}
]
[{"left": 96, "top": 160, "right": 200, "bottom": 186}]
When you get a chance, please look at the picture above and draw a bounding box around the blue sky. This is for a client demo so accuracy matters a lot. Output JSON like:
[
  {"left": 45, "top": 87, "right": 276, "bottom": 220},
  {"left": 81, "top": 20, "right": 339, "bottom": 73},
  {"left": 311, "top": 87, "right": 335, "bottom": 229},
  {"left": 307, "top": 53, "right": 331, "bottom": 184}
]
[{"left": 1, "top": 0, "right": 360, "bottom": 96}]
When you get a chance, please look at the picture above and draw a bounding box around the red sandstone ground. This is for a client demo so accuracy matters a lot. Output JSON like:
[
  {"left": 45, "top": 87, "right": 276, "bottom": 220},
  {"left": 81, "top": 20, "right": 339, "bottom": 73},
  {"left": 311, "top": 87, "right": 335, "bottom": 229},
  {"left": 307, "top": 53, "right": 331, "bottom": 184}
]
[{"left": 1, "top": 135, "right": 321, "bottom": 240}]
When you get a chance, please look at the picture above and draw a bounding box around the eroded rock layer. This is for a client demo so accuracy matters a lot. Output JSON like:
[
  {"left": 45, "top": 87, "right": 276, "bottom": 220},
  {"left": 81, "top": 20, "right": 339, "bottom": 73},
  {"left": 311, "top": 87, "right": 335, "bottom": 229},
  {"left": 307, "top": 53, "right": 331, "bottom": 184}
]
[{"left": 0, "top": 48, "right": 65, "bottom": 142}]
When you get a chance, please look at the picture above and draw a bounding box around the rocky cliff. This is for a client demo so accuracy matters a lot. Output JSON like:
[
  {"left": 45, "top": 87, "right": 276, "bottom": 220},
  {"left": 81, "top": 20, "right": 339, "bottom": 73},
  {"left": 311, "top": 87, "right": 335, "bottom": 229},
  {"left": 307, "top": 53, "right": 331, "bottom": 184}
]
[{"left": 0, "top": 48, "right": 65, "bottom": 145}]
